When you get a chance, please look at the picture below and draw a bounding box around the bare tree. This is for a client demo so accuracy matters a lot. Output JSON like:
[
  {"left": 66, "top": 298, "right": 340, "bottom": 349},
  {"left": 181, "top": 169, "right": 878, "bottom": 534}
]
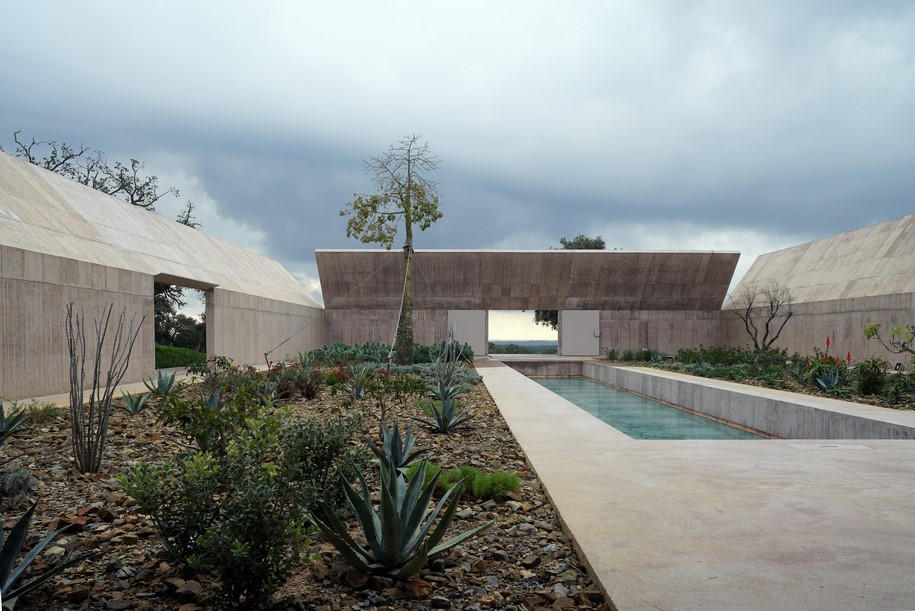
[
  {"left": 732, "top": 282, "right": 794, "bottom": 352},
  {"left": 66, "top": 304, "right": 144, "bottom": 473},
  {"left": 339, "top": 134, "right": 443, "bottom": 364}
]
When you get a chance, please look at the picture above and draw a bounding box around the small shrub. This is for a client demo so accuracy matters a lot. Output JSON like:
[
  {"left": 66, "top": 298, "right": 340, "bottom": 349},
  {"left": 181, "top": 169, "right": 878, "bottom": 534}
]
[
  {"left": 473, "top": 471, "right": 521, "bottom": 501},
  {"left": 20, "top": 400, "right": 65, "bottom": 425},
  {"left": 119, "top": 452, "right": 221, "bottom": 559},
  {"left": 855, "top": 357, "right": 888, "bottom": 395},
  {"left": 154, "top": 389, "right": 264, "bottom": 457},
  {"left": 621, "top": 350, "right": 635, "bottom": 362},
  {"left": 606, "top": 348, "right": 619, "bottom": 361},
  {"left": 883, "top": 373, "right": 910, "bottom": 405},
  {"left": 1, "top": 466, "right": 35, "bottom": 509},
  {"left": 155, "top": 344, "right": 207, "bottom": 369}
]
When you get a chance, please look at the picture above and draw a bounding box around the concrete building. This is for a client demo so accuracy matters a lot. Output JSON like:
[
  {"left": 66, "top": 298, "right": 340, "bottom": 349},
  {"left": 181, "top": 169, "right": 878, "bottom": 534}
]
[
  {"left": 2, "top": 146, "right": 911, "bottom": 400},
  {"left": 316, "top": 249, "right": 740, "bottom": 356},
  {"left": 0, "top": 153, "right": 325, "bottom": 400},
  {"left": 722, "top": 214, "right": 915, "bottom": 363}
]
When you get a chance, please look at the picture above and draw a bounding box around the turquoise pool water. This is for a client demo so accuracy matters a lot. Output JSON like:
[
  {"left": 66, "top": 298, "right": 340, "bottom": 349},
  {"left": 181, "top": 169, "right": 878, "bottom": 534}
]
[{"left": 532, "top": 377, "right": 762, "bottom": 440}]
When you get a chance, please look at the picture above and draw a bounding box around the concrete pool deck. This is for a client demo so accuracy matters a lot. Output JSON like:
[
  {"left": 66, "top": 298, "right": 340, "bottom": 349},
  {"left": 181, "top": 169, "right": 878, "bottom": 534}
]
[{"left": 479, "top": 360, "right": 915, "bottom": 610}]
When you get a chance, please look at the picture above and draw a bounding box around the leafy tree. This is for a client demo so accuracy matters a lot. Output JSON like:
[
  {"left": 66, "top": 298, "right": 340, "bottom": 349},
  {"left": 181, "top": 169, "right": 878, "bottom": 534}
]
[
  {"left": 340, "top": 135, "right": 442, "bottom": 364},
  {"left": 10, "top": 130, "right": 201, "bottom": 339},
  {"left": 534, "top": 234, "right": 606, "bottom": 330},
  {"left": 864, "top": 322, "right": 914, "bottom": 356}
]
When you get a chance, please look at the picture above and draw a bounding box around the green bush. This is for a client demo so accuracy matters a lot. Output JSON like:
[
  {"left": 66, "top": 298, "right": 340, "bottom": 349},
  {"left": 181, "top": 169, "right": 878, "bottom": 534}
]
[
  {"left": 883, "top": 372, "right": 911, "bottom": 405},
  {"left": 155, "top": 344, "right": 207, "bottom": 369},
  {"left": 606, "top": 348, "right": 619, "bottom": 361},
  {"left": 855, "top": 357, "right": 888, "bottom": 395},
  {"left": 621, "top": 350, "right": 635, "bottom": 361},
  {"left": 121, "top": 412, "right": 365, "bottom": 605},
  {"left": 304, "top": 340, "right": 474, "bottom": 367},
  {"left": 406, "top": 463, "right": 521, "bottom": 502}
]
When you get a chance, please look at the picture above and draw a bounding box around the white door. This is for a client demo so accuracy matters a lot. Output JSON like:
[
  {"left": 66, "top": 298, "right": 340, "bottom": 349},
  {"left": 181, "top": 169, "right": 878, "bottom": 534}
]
[
  {"left": 447, "top": 310, "right": 488, "bottom": 356},
  {"left": 559, "top": 310, "right": 600, "bottom": 355}
]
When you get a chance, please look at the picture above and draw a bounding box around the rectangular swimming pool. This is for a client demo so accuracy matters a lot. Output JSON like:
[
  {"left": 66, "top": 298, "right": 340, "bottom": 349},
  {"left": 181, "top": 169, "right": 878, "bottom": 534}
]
[{"left": 532, "top": 377, "right": 763, "bottom": 440}]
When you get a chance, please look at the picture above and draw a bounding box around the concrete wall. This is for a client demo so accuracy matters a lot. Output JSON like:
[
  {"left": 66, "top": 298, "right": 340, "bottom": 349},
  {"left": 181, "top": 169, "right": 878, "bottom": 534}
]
[
  {"left": 721, "top": 293, "right": 915, "bottom": 363},
  {"left": 1, "top": 245, "right": 155, "bottom": 400},
  {"left": 599, "top": 309, "right": 723, "bottom": 355},
  {"left": 323, "top": 309, "right": 448, "bottom": 346},
  {"left": 447, "top": 310, "right": 487, "bottom": 356},
  {"left": 501, "top": 359, "right": 584, "bottom": 377},
  {"left": 207, "top": 288, "right": 326, "bottom": 366},
  {"left": 584, "top": 362, "right": 915, "bottom": 439}
]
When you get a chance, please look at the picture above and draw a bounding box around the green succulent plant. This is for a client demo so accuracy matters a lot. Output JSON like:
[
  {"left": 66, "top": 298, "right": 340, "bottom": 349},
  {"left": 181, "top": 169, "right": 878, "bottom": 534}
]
[
  {"left": 365, "top": 420, "right": 426, "bottom": 473},
  {"left": 418, "top": 399, "right": 472, "bottom": 434},
  {"left": 121, "top": 391, "right": 151, "bottom": 415},
  {"left": 1, "top": 502, "right": 94, "bottom": 610},
  {"left": 313, "top": 460, "right": 492, "bottom": 578},
  {"left": 144, "top": 370, "right": 179, "bottom": 398},
  {"left": 0, "top": 407, "right": 28, "bottom": 450}
]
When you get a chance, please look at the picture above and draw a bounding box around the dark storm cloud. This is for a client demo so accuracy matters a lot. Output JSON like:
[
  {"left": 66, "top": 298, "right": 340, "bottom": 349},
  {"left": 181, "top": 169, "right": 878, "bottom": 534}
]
[{"left": 2, "top": 0, "right": 914, "bottom": 300}]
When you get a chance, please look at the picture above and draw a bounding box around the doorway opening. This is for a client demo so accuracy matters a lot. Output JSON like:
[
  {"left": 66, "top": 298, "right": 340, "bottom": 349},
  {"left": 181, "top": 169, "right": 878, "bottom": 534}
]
[
  {"left": 153, "top": 274, "right": 215, "bottom": 371},
  {"left": 487, "top": 310, "right": 558, "bottom": 355}
]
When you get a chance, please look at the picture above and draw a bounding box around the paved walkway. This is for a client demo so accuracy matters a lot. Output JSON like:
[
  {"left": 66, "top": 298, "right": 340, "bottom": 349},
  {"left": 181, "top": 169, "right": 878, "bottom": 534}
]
[{"left": 480, "top": 361, "right": 915, "bottom": 611}]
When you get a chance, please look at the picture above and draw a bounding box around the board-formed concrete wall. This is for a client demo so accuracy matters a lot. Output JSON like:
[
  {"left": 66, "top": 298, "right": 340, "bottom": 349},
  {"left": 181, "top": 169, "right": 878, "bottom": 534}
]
[
  {"left": 323, "top": 309, "right": 447, "bottom": 347},
  {"left": 599, "top": 309, "right": 723, "bottom": 355},
  {"left": 207, "top": 288, "right": 326, "bottom": 366},
  {"left": 0, "top": 153, "right": 326, "bottom": 398},
  {"left": 1, "top": 245, "right": 154, "bottom": 399}
]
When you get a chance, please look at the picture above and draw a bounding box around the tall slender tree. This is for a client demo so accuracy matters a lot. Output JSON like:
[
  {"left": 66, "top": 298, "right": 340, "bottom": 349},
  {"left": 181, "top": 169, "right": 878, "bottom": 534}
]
[{"left": 340, "top": 135, "right": 442, "bottom": 364}]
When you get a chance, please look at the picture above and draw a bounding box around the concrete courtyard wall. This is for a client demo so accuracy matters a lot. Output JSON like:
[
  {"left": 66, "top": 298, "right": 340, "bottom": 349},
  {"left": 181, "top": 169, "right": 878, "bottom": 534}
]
[
  {"left": 1, "top": 245, "right": 155, "bottom": 400},
  {"left": 599, "top": 309, "right": 723, "bottom": 355},
  {"left": 720, "top": 293, "right": 915, "bottom": 363},
  {"left": 206, "top": 288, "right": 326, "bottom": 366},
  {"left": 323, "top": 309, "right": 447, "bottom": 347}
]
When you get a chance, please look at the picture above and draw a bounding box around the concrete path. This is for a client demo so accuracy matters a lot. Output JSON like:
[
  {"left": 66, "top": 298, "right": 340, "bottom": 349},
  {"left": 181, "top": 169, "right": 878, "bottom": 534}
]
[{"left": 481, "top": 362, "right": 915, "bottom": 611}]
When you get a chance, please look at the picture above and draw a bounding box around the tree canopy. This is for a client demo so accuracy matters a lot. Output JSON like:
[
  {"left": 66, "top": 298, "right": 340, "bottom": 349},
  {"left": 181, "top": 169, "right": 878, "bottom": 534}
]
[{"left": 339, "top": 135, "right": 442, "bottom": 363}]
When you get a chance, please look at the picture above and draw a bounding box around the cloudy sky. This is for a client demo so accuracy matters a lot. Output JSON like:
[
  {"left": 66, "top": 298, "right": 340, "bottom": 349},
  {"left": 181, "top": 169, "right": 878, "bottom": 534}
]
[{"left": 2, "top": 1, "right": 913, "bottom": 338}]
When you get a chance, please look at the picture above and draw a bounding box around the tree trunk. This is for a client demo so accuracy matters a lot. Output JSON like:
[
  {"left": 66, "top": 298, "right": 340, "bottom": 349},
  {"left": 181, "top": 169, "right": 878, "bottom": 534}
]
[{"left": 395, "top": 252, "right": 414, "bottom": 364}]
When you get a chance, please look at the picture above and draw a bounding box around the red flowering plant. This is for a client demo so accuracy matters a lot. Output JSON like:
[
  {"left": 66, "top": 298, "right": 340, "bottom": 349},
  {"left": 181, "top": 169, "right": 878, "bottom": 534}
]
[{"left": 804, "top": 337, "right": 848, "bottom": 391}]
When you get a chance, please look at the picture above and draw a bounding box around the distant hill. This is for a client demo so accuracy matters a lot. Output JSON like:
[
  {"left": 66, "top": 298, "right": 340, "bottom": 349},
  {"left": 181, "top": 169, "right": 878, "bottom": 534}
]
[{"left": 488, "top": 340, "right": 558, "bottom": 354}]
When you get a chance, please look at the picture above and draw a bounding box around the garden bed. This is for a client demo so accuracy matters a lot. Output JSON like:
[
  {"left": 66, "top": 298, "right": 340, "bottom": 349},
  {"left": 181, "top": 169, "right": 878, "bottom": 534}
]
[{"left": 7, "top": 378, "right": 609, "bottom": 610}]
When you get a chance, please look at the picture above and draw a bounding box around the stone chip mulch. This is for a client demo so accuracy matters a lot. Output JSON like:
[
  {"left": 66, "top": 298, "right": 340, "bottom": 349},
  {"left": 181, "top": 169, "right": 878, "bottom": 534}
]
[{"left": 7, "top": 375, "right": 611, "bottom": 610}]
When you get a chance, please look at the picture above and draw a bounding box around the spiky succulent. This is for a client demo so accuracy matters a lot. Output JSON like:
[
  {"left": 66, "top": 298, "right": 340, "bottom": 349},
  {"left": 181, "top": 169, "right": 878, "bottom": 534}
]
[
  {"left": 365, "top": 420, "right": 426, "bottom": 473},
  {"left": 418, "top": 399, "right": 472, "bottom": 434},
  {"left": 1, "top": 502, "right": 94, "bottom": 609},
  {"left": 313, "top": 460, "right": 492, "bottom": 578},
  {"left": 144, "top": 370, "right": 178, "bottom": 398},
  {"left": 121, "top": 391, "right": 150, "bottom": 415}
]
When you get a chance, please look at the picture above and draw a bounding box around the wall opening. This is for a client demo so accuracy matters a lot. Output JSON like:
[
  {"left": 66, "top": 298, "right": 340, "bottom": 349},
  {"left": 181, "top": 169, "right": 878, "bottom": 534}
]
[
  {"left": 487, "top": 310, "right": 558, "bottom": 354},
  {"left": 153, "top": 274, "right": 216, "bottom": 370}
]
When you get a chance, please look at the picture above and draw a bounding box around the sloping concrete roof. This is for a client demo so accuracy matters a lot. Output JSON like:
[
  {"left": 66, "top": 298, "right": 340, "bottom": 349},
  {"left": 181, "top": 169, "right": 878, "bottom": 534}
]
[
  {"left": 724, "top": 214, "right": 915, "bottom": 308},
  {"left": 316, "top": 249, "right": 739, "bottom": 310},
  {"left": 0, "top": 153, "right": 319, "bottom": 307}
]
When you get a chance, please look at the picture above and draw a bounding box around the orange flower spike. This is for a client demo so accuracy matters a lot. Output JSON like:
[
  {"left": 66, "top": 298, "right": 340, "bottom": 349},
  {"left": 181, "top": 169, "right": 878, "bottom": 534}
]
[{"left": 846, "top": 352, "right": 851, "bottom": 363}]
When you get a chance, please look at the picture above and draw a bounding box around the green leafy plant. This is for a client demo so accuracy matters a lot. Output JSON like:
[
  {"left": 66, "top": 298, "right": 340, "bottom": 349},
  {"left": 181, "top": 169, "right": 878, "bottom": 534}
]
[
  {"left": 1, "top": 502, "right": 95, "bottom": 609},
  {"left": 406, "top": 463, "right": 521, "bottom": 502},
  {"left": 119, "top": 452, "right": 221, "bottom": 559},
  {"left": 606, "top": 348, "right": 619, "bottom": 361},
  {"left": 855, "top": 357, "right": 888, "bottom": 395},
  {"left": 121, "top": 391, "right": 151, "bottom": 415},
  {"left": 313, "top": 459, "right": 492, "bottom": 578},
  {"left": 0, "top": 407, "right": 28, "bottom": 450},
  {"left": 883, "top": 373, "right": 911, "bottom": 405},
  {"left": 365, "top": 420, "right": 426, "bottom": 473},
  {"left": 154, "top": 387, "right": 264, "bottom": 457}
]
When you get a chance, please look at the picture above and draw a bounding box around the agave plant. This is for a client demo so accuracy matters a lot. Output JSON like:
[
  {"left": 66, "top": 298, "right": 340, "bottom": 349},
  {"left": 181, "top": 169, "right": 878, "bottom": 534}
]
[
  {"left": 144, "top": 370, "right": 178, "bottom": 398},
  {"left": 418, "top": 399, "right": 472, "bottom": 434},
  {"left": 313, "top": 460, "right": 492, "bottom": 578},
  {"left": 121, "top": 391, "right": 150, "bottom": 415},
  {"left": 365, "top": 420, "right": 426, "bottom": 473},
  {"left": 815, "top": 370, "right": 842, "bottom": 392},
  {"left": 1, "top": 502, "right": 94, "bottom": 609},
  {"left": 0, "top": 407, "right": 28, "bottom": 450}
]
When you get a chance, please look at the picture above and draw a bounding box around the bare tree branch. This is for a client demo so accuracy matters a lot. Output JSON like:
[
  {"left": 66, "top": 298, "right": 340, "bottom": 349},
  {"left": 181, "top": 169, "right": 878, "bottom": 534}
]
[{"left": 732, "top": 282, "right": 794, "bottom": 352}]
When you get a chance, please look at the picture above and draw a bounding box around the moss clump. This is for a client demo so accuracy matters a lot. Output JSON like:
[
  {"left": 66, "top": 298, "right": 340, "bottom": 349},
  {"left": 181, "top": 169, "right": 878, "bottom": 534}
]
[{"left": 406, "top": 463, "right": 520, "bottom": 502}]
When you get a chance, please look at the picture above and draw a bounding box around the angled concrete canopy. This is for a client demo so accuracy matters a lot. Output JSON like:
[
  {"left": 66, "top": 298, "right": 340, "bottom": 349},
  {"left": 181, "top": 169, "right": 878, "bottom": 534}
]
[
  {"left": 0, "top": 153, "right": 319, "bottom": 307},
  {"left": 722, "top": 214, "right": 915, "bottom": 359},
  {"left": 317, "top": 249, "right": 739, "bottom": 311}
]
